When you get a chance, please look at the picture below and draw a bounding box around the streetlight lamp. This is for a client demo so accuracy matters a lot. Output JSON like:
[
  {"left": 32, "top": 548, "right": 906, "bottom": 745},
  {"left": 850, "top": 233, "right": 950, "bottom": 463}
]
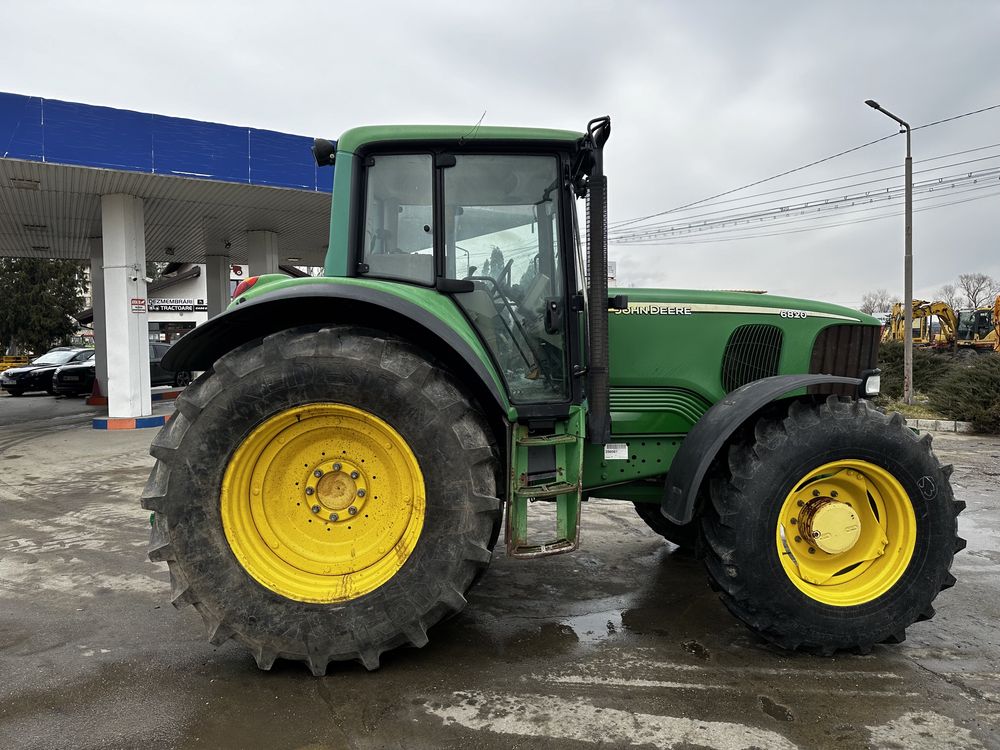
[{"left": 866, "top": 99, "right": 913, "bottom": 404}]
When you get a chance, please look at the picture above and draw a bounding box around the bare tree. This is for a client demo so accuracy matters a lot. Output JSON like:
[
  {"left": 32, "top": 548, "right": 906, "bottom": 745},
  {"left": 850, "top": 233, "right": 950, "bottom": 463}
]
[
  {"left": 936, "top": 283, "right": 965, "bottom": 309},
  {"left": 957, "top": 272, "right": 997, "bottom": 308},
  {"left": 859, "top": 288, "right": 895, "bottom": 314}
]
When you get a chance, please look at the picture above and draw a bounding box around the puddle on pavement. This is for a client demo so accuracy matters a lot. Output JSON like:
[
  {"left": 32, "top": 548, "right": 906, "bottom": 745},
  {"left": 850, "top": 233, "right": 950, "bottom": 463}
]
[{"left": 560, "top": 608, "right": 624, "bottom": 644}]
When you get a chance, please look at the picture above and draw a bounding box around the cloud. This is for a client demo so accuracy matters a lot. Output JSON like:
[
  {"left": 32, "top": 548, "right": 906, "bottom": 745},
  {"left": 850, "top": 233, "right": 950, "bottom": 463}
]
[{"left": 2, "top": 0, "right": 998, "bottom": 305}]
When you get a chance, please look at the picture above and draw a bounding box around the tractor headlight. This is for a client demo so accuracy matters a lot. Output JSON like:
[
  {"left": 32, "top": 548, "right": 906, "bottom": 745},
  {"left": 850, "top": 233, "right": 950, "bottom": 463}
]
[{"left": 861, "top": 369, "right": 881, "bottom": 397}]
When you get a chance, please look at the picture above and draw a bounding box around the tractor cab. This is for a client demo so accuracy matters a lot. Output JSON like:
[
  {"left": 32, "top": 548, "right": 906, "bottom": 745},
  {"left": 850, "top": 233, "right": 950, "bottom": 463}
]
[{"left": 357, "top": 151, "right": 574, "bottom": 405}]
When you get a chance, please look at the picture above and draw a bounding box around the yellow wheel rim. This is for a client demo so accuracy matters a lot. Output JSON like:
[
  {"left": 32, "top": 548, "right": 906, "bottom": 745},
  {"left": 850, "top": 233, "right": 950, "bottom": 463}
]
[
  {"left": 221, "top": 403, "right": 425, "bottom": 603},
  {"left": 775, "top": 459, "right": 916, "bottom": 607}
]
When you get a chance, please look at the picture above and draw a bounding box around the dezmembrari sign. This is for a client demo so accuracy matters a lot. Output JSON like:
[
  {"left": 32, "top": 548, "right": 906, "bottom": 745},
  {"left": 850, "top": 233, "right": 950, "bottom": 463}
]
[{"left": 148, "top": 298, "right": 208, "bottom": 313}]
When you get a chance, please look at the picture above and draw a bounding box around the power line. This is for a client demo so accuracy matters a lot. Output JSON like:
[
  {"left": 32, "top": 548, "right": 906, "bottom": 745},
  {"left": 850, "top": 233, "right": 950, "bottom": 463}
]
[
  {"left": 610, "top": 153, "right": 1000, "bottom": 235},
  {"left": 612, "top": 187, "right": 1000, "bottom": 245},
  {"left": 618, "top": 141, "right": 1000, "bottom": 219},
  {"left": 615, "top": 180, "right": 1000, "bottom": 243},
  {"left": 612, "top": 167, "right": 1000, "bottom": 241},
  {"left": 610, "top": 102, "right": 1000, "bottom": 230},
  {"left": 912, "top": 103, "right": 1000, "bottom": 131},
  {"left": 609, "top": 132, "right": 898, "bottom": 229}
]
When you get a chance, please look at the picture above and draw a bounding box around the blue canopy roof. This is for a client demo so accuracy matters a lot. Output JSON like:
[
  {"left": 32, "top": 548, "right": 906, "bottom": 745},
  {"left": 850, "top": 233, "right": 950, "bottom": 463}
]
[{"left": 0, "top": 92, "right": 332, "bottom": 193}]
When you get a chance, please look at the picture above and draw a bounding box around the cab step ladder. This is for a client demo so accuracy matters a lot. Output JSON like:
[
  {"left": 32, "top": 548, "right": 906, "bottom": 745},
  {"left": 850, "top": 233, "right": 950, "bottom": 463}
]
[{"left": 505, "top": 408, "right": 585, "bottom": 558}]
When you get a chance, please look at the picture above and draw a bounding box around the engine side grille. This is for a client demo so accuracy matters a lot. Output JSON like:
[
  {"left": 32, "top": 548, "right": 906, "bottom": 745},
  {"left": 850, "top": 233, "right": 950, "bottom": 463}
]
[
  {"left": 721, "top": 324, "right": 784, "bottom": 392},
  {"left": 808, "top": 324, "right": 880, "bottom": 396}
]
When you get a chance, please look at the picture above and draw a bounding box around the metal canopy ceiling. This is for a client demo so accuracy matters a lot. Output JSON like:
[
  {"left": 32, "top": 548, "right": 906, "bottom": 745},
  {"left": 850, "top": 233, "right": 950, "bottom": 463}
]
[
  {"left": 0, "top": 92, "right": 333, "bottom": 266},
  {"left": 0, "top": 158, "right": 331, "bottom": 265}
]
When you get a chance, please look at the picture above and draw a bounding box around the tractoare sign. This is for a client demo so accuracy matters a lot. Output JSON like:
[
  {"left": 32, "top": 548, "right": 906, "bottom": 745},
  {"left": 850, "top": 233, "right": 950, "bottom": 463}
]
[{"left": 148, "top": 297, "right": 208, "bottom": 313}]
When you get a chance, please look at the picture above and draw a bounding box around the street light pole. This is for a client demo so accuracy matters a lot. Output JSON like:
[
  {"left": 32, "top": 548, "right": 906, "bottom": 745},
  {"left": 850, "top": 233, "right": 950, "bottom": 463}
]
[{"left": 866, "top": 99, "right": 913, "bottom": 404}]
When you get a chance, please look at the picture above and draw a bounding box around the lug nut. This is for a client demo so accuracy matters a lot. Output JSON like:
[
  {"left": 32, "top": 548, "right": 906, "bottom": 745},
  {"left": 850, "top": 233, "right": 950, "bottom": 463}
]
[
  {"left": 357, "top": 489, "right": 366, "bottom": 498},
  {"left": 830, "top": 490, "right": 839, "bottom": 498},
  {"left": 311, "top": 505, "right": 321, "bottom": 514},
  {"left": 812, "top": 489, "right": 820, "bottom": 497},
  {"left": 314, "top": 469, "right": 324, "bottom": 478},
  {"left": 329, "top": 512, "right": 339, "bottom": 521},
  {"left": 790, "top": 518, "right": 797, "bottom": 525},
  {"left": 305, "top": 487, "right": 315, "bottom": 496},
  {"left": 794, "top": 535, "right": 802, "bottom": 543},
  {"left": 808, "top": 547, "right": 816, "bottom": 554},
  {"left": 797, "top": 500, "right": 804, "bottom": 507},
  {"left": 350, "top": 470, "right": 360, "bottom": 480},
  {"left": 348, "top": 506, "right": 358, "bottom": 515},
  {"left": 333, "top": 463, "right": 342, "bottom": 471}
]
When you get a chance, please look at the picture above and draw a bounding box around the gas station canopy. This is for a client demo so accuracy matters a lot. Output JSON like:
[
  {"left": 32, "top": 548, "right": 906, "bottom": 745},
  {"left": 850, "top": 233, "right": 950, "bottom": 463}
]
[
  {"left": 0, "top": 92, "right": 331, "bottom": 265},
  {"left": 0, "top": 91, "right": 335, "bottom": 420}
]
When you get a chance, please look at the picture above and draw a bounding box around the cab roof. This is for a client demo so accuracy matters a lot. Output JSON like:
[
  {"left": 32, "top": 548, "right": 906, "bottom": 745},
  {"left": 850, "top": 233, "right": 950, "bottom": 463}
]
[{"left": 336, "top": 124, "right": 584, "bottom": 154}]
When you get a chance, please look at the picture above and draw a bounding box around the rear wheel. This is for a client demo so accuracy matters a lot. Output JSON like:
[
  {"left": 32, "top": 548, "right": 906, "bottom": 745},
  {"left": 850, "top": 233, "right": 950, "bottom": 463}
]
[
  {"left": 142, "top": 326, "right": 502, "bottom": 674},
  {"left": 702, "top": 397, "right": 963, "bottom": 654}
]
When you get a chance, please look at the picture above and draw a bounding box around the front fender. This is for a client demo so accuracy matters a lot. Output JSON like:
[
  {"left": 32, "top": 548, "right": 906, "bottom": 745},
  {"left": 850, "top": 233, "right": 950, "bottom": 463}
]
[
  {"left": 661, "top": 374, "right": 861, "bottom": 524},
  {"left": 162, "top": 278, "right": 511, "bottom": 417}
]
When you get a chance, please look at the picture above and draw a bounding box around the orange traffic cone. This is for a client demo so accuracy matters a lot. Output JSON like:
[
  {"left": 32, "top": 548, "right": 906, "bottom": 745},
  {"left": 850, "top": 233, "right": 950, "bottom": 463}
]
[{"left": 86, "top": 376, "right": 108, "bottom": 406}]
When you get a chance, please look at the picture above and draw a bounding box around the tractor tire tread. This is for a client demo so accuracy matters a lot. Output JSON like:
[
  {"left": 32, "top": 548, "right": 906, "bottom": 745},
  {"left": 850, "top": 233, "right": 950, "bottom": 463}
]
[
  {"left": 144, "top": 326, "right": 500, "bottom": 674},
  {"left": 701, "top": 398, "right": 963, "bottom": 655}
]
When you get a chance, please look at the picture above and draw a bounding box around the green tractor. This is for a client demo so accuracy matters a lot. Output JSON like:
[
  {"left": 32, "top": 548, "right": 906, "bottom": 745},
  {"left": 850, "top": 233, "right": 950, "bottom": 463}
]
[{"left": 144, "top": 117, "right": 963, "bottom": 675}]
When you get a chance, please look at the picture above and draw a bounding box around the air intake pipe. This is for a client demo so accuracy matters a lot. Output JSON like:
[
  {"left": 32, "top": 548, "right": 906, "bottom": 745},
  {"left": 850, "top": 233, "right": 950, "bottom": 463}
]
[{"left": 584, "top": 116, "right": 612, "bottom": 445}]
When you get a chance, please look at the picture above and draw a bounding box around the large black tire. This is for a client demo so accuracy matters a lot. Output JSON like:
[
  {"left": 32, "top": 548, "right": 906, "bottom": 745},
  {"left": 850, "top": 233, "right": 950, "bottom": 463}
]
[
  {"left": 702, "top": 396, "right": 964, "bottom": 655},
  {"left": 632, "top": 501, "right": 701, "bottom": 553},
  {"left": 141, "top": 326, "right": 502, "bottom": 675}
]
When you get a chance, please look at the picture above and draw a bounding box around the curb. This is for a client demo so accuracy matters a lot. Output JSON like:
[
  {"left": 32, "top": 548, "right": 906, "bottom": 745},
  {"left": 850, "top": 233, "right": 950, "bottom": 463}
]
[
  {"left": 87, "top": 389, "right": 183, "bottom": 407},
  {"left": 907, "top": 418, "right": 976, "bottom": 434},
  {"left": 93, "top": 413, "right": 173, "bottom": 430}
]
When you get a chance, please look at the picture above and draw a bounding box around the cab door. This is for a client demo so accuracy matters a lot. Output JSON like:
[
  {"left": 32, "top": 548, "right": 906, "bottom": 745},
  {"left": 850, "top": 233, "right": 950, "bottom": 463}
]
[{"left": 440, "top": 153, "right": 573, "bottom": 408}]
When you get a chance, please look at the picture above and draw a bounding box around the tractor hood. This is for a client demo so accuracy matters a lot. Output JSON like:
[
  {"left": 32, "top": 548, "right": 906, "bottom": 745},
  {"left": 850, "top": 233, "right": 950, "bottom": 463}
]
[
  {"left": 606, "top": 287, "right": 881, "bottom": 429},
  {"left": 610, "top": 288, "right": 875, "bottom": 325}
]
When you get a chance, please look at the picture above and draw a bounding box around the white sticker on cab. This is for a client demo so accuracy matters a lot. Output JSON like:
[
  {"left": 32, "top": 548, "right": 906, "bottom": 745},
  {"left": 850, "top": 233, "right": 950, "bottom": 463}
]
[{"left": 604, "top": 443, "right": 629, "bottom": 460}]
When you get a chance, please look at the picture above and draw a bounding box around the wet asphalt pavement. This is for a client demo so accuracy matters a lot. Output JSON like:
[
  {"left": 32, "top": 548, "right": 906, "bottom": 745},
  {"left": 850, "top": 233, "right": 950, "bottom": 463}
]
[{"left": 0, "top": 394, "right": 998, "bottom": 749}]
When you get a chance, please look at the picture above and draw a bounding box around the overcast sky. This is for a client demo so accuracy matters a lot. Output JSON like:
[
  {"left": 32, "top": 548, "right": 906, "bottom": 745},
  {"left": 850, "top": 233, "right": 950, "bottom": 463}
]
[{"left": 2, "top": 1, "right": 998, "bottom": 307}]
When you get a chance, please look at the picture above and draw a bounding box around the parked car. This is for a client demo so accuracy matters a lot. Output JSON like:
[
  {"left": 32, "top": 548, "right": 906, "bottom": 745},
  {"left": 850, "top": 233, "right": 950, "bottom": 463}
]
[
  {"left": 0, "top": 347, "right": 95, "bottom": 396},
  {"left": 51, "top": 342, "right": 192, "bottom": 396}
]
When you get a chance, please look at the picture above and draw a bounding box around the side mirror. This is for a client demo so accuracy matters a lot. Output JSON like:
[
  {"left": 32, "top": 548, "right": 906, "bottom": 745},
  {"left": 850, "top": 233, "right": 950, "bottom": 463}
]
[{"left": 312, "top": 138, "right": 337, "bottom": 167}]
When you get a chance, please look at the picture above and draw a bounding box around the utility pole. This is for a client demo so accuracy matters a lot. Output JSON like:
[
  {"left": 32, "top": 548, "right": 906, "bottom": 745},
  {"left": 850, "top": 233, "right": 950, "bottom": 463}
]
[{"left": 866, "top": 99, "right": 913, "bottom": 404}]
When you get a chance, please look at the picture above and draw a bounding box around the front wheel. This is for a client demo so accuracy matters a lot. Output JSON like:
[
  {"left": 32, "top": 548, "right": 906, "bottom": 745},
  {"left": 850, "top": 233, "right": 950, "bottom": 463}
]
[
  {"left": 142, "top": 326, "right": 501, "bottom": 674},
  {"left": 702, "top": 397, "right": 964, "bottom": 654}
]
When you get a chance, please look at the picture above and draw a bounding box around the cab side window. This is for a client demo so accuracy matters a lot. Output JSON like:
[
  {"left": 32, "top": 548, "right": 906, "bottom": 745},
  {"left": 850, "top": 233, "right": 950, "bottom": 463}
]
[{"left": 361, "top": 154, "right": 434, "bottom": 285}]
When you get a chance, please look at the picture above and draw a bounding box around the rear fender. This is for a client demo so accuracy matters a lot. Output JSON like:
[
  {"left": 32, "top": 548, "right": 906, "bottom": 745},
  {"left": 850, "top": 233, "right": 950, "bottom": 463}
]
[
  {"left": 162, "top": 282, "right": 511, "bottom": 419},
  {"left": 661, "top": 374, "right": 862, "bottom": 524}
]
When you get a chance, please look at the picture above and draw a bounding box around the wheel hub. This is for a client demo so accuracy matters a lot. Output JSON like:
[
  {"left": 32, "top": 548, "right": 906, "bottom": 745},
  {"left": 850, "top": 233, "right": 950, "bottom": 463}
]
[
  {"left": 308, "top": 460, "right": 368, "bottom": 518},
  {"left": 799, "top": 498, "right": 861, "bottom": 555},
  {"left": 775, "top": 461, "right": 915, "bottom": 606}
]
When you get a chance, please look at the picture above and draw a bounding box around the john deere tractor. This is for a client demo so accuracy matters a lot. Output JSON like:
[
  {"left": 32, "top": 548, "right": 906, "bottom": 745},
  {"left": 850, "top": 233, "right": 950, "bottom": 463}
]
[{"left": 144, "top": 117, "right": 963, "bottom": 675}]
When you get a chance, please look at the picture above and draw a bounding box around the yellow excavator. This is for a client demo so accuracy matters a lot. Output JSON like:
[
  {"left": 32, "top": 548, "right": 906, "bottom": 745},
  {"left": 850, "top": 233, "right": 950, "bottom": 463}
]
[
  {"left": 953, "top": 297, "right": 999, "bottom": 355},
  {"left": 995, "top": 295, "right": 1000, "bottom": 353},
  {"left": 883, "top": 296, "right": 1000, "bottom": 355},
  {"left": 881, "top": 299, "right": 958, "bottom": 349}
]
